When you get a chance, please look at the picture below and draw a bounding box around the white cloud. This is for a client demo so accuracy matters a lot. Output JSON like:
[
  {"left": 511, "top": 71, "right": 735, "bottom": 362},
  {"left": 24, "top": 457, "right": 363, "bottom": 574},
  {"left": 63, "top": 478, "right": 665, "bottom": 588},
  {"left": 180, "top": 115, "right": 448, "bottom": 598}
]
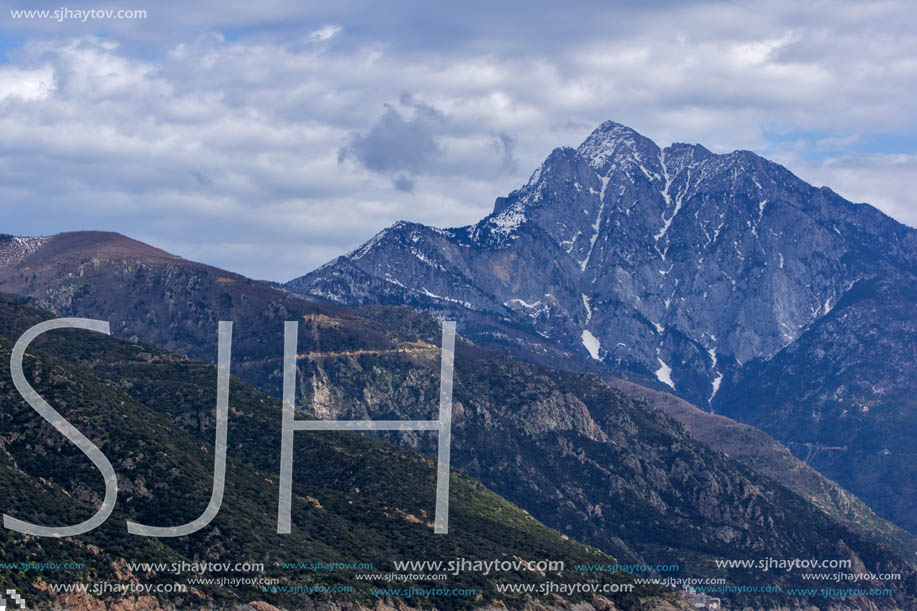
[
  {"left": 309, "top": 25, "right": 341, "bottom": 41},
  {"left": 0, "top": 65, "right": 55, "bottom": 101},
  {"left": 0, "top": 0, "right": 915, "bottom": 281}
]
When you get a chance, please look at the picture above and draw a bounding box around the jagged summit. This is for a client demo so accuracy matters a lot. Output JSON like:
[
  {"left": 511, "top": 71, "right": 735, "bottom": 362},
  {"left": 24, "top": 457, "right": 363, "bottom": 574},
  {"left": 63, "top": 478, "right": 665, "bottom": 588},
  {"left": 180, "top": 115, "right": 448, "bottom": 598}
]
[
  {"left": 579, "top": 120, "right": 650, "bottom": 148},
  {"left": 476, "top": 123, "right": 805, "bottom": 253},
  {"left": 295, "top": 119, "right": 914, "bottom": 381},
  {"left": 289, "top": 119, "right": 917, "bottom": 535},
  {"left": 576, "top": 121, "right": 660, "bottom": 172},
  {"left": 288, "top": 120, "right": 917, "bottom": 533}
]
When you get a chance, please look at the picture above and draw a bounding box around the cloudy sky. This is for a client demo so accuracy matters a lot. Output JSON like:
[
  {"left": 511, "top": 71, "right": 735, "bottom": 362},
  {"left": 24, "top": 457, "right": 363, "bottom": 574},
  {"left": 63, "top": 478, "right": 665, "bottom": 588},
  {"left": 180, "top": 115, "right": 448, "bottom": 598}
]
[{"left": 1, "top": 1, "right": 916, "bottom": 281}]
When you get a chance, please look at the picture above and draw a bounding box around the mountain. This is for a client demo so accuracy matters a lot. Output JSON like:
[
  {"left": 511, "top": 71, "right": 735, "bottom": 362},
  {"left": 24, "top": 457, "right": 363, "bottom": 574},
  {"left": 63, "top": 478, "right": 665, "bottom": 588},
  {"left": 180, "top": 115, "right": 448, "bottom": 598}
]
[
  {"left": 714, "top": 276, "right": 917, "bottom": 536},
  {"left": 0, "top": 233, "right": 915, "bottom": 608},
  {"left": 0, "top": 295, "right": 672, "bottom": 611},
  {"left": 289, "top": 327, "right": 917, "bottom": 608},
  {"left": 610, "top": 377, "right": 917, "bottom": 563},
  {"left": 284, "top": 121, "right": 917, "bottom": 534}
]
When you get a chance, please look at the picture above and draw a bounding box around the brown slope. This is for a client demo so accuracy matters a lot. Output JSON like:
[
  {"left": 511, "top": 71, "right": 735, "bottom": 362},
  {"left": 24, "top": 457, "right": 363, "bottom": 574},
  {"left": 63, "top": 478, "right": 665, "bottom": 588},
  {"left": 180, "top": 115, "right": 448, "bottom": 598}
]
[{"left": 0, "top": 231, "right": 181, "bottom": 274}]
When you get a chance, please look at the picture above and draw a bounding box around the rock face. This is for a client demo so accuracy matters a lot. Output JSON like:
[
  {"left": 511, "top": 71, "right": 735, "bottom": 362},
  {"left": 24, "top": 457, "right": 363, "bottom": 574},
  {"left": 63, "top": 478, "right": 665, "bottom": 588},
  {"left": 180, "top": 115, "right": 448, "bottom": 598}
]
[
  {"left": 289, "top": 335, "right": 917, "bottom": 608},
  {"left": 714, "top": 276, "right": 917, "bottom": 534},
  {"left": 287, "top": 121, "right": 917, "bottom": 533},
  {"left": 610, "top": 377, "right": 917, "bottom": 561},
  {"left": 0, "top": 234, "right": 49, "bottom": 269}
]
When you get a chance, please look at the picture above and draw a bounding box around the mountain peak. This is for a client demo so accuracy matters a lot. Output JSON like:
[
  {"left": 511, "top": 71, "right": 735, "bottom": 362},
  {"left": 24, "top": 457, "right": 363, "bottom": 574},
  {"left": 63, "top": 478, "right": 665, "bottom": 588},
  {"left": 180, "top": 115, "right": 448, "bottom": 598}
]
[
  {"left": 590, "top": 120, "right": 642, "bottom": 138},
  {"left": 0, "top": 230, "right": 182, "bottom": 274},
  {"left": 576, "top": 121, "right": 661, "bottom": 174},
  {"left": 664, "top": 141, "right": 714, "bottom": 160},
  {"left": 297, "top": 118, "right": 916, "bottom": 388},
  {"left": 289, "top": 121, "right": 917, "bottom": 539}
]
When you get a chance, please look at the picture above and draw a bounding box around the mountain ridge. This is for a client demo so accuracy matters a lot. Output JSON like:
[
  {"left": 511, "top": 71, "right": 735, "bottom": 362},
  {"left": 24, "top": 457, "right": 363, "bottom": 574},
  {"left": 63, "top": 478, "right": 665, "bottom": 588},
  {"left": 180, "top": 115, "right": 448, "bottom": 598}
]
[
  {"left": 285, "top": 120, "right": 917, "bottom": 535},
  {"left": 1, "top": 231, "right": 915, "bottom": 608},
  {"left": 1, "top": 295, "right": 673, "bottom": 610},
  {"left": 292, "top": 121, "right": 916, "bottom": 397}
]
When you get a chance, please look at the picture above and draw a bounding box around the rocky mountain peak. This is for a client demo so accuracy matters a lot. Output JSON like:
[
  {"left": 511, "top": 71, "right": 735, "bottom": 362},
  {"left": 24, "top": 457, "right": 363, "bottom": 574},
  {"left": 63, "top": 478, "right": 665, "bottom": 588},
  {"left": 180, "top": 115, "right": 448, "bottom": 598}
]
[
  {"left": 286, "top": 120, "right": 917, "bottom": 536},
  {"left": 480, "top": 125, "right": 782, "bottom": 258},
  {"left": 576, "top": 121, "right": 660, "bottom": 172},
  {"left": 292, "top": 120, "right": 916, "bottom": 406},
  {"left": 660, "top": 141, "right": 714, "bottom": 174}
]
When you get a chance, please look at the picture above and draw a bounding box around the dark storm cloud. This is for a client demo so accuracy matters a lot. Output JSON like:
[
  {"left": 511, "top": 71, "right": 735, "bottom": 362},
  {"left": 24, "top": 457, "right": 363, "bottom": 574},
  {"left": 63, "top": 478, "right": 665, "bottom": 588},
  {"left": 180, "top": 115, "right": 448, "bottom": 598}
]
[
  {"left": 340, "top": 97, "right": 445, "bottom": 175},
  {"left": 392, "top": 175, "right": 415, "bottom": 193},
  {"left": 191, "top": 170, "right": 214, "bottom": 187},
  {"left": 495, "top": 132, "right": 517, "bottom": 173}
]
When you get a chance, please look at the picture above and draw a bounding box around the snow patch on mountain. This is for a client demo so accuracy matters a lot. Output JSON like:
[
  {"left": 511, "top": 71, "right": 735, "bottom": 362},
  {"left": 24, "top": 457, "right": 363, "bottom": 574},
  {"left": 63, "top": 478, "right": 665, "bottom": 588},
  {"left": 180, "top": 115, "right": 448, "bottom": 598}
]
[
  {"left": 580, "top": 174, "right": 610, "bottom": 271},
  {"left": 655, "top": 358, "right": 674, "bottom": 388},
  {"left": 582, "top": 329, "right": 602, "bottom": 360}
]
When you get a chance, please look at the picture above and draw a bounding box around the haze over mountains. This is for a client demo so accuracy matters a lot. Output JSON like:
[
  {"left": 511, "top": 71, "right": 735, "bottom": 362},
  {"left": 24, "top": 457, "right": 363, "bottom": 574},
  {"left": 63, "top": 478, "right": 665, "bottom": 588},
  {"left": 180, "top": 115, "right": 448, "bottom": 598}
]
[{"left": 288, "top": 121, "right": 917, "bottom": 535}]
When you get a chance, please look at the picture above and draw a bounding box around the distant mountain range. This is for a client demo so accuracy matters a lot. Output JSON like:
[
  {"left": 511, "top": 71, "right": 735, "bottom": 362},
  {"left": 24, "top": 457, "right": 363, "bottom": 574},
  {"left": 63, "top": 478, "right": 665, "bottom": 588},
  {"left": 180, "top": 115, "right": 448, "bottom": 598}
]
[
  {"left": 1, "top": 230, "right": 915, "bottom": 608},
  {"left": 284, "top": 121, "right": 917, "bottom": 536}
]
